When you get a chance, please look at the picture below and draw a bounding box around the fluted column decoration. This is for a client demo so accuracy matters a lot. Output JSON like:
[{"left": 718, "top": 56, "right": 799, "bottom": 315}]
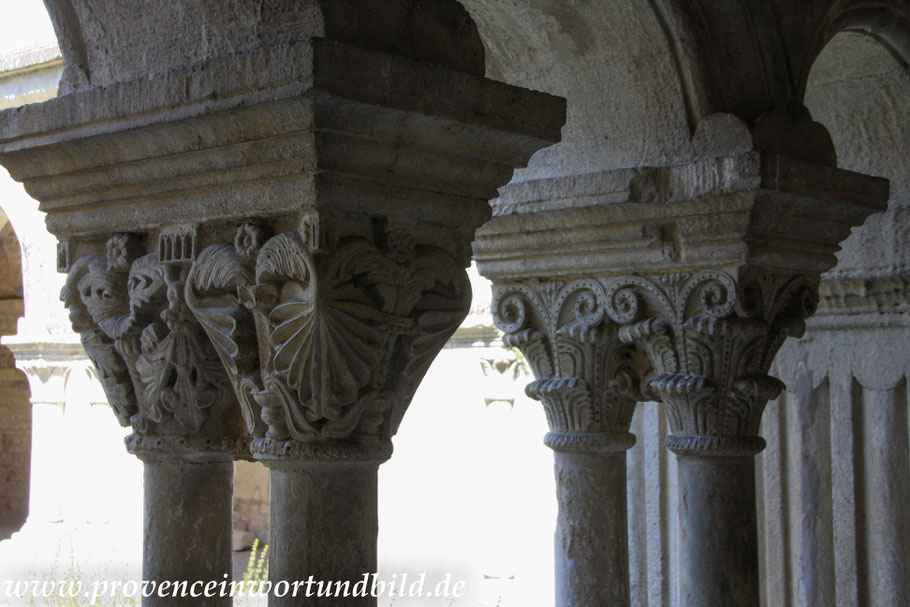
[{"left": 492, "top": 279, "right": 643, "bottom": 607}]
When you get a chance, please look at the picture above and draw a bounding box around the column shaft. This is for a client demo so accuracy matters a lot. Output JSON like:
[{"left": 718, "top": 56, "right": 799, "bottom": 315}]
[
  {"left": 864, "top": 387, "right": 910, "bottom": 604},
  {"left": 553, "top": 449, "right": 630, "bottom": 607},
  {"left": 142, "top": 457, "right": 234, "bottom": 607},
  {"left": 27, "top": 402, "right": 64, "bottom": 523},
  {"left": 676, "top": 454, "right": 759, "bottom": 607},
  {"left": 268, "top": 461, "right": 380, "bottom": 607}
]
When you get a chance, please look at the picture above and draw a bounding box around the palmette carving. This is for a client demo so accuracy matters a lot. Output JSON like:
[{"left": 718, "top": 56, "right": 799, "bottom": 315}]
[
  {"left": 185, "top": 224, "right": 267, "bottom": 436},
  {"left": 135, "top": 282, "right": 227, "bottom": 432},
  {"left": 187, "top": 220, "right": 471, "bottom": 443},
  {"left": 61, "top": 233, "right": 232, "bottom": 435},
  {"left": 492, "top": 279, "right": 643, "bottom": 439}
]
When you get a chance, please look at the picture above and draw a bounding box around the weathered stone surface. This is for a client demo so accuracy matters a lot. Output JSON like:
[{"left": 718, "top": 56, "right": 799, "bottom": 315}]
[
  {"left": 476, "top": 152, "right": 887, "bottom": 278},
  {"left": 478, "top": 140, "right": 888, "bottom": 607},
  {"left": 0, "top": 5, "right": 566, "bottom": 603},
  {"left": 262, "top": 441, "right": 390, "bottom": 607},
  {"left": 7, "top": 2, "right": 910, "bottom": 606},
  {"left": 44, "top": 0, "right": 485, "bottom": 94},
  {"left": 0, "top": 41, "right": 561, "bottom": 239},
  {"left": 141, "top": 453, "right": 233, "bottom": 607}
]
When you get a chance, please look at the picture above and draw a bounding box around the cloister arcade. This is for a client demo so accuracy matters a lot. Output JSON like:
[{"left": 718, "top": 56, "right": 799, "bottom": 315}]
[{"left": 0, "top": 2, "right": 908, "bottom": 606}]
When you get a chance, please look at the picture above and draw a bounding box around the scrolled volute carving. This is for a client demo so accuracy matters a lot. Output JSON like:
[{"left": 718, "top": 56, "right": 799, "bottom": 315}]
[
  {"left": 492, "top": 279, "right": 642, "bottom": 439},
  {"left": 609, "top": 268, "right": 818, "bottom": 452}
]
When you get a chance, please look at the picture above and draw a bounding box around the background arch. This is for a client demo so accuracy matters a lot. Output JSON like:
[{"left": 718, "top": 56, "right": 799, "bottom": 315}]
[{"left": 0, "top": 208, "right": 31, "bottom": 539}]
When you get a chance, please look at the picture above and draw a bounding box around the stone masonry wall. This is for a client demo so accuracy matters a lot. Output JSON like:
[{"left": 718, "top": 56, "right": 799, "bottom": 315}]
[
  {"left": 0, "top": 300, "right": 29, "bottom": 529},
  {"left": 232, "top": 460, "right": 269, "bottom": 544}
]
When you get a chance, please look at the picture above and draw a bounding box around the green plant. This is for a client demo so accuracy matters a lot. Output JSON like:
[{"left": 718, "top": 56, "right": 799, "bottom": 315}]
[
  {"left": 234, "top": 539, "right": 269, "bottom": 606},
  {"left": 243, "top": 539, "right": 269, "bottom": 588}
]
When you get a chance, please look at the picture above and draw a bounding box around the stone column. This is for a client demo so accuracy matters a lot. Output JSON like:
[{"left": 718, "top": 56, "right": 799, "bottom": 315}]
[
  {"left": 53, "top": 232, "right": 249, "bottom": 606},
  {"left": 257, "top": 442, "right": 390, "bottom": 606},
  {"left": 491, "top": 281, "right": 643, "bottom": 606},
  {"left": 0, "top": 2, "right": 565, "bottom": 600},
  {"left": 550, "top": 440, "right": 634, "bottom": 606},
  {"left": 674, "top": 444, "right": 761, "bottom": 605},
  {"left": 608, "top": 269, "right": 803, "bottom": 607},
  {"left": 129, "top": 438, "right": 235, "bottom": 607},
  {"left": 476, "top": 119, "right": 889, "bottom": 607},
  {"left": 3, "top": 341, "right": 84, "bottom": 525}
]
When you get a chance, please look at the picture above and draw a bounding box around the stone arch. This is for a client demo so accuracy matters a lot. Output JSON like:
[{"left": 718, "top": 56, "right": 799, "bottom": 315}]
[
  {"left": 758, "top": 24, "right": 910, "bottom": 607},
  {"left": 807, "top": 1, "right": 910, "bottom": 101},
  {"left": 41, "top": 1, "right": 870, "bottom": 180},
  {"left": 456, "top": 1, "right": 865, "bottom": 181},
  {"left": 0, "top": 208, "right": 30, "bottom": 539},
  {"left": 805, "top": 28, "right": 910, "bottom": 286},
  {"left": 458, "top": 0, "right": 696, "bottom": 177}
]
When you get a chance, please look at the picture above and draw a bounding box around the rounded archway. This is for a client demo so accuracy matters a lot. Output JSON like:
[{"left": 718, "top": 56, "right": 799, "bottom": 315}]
[
  {"left": 0, "top": 208, "right": 30, "bottom": 540},
  {"left": 760, "top": 25, "right": 910, "bottom": 607}
]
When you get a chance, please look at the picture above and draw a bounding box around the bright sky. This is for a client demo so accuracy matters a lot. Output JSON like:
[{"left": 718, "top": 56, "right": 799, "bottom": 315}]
[{"left": 0, "top": 0, "right": 58, "bottom": 56}]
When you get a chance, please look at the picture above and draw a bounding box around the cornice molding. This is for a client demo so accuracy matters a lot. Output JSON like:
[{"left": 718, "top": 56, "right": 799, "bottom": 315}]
[{"left": 476, "top": 152, "right": 888, "bottom": 281}]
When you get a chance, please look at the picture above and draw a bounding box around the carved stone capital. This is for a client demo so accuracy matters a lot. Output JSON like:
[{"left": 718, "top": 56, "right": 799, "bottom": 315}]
[
  {"left": 492, "top": 268, "right": 822, "bottom": 456},
  {"left": 60, "top": 231, "right": 243, "bottom": 443},
  {"left": 606, "top": 268, "right": 817, "bottom": 454},
  {"left": 492, "top": 279, "right": 645, "bottom": 450},
  {"left": 0, "top": 12, "right": 566, "bottom": 465},
  {"left": 478, "top": 153, "right": 889, "bottom": 458},
  {"left": 3, "top": 341, "right": 84, "bottom": 408},
  {"left": 187, "top": 216, "right": 472, "bottom": 446}
]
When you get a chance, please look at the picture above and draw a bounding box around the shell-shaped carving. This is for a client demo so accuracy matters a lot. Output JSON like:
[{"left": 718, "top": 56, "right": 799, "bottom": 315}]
[{"left": 270, "top": 297, "right": 387, "bottom": 422}]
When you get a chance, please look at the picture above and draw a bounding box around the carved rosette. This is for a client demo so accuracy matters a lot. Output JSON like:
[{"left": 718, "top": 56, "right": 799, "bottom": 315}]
[
  {"left": 492, "top": 279, "right": 644, "bottom": 453},
  {"left": 186, "top": 215, "right": 472, "bottom": 453},
  {"left": 603, "top": 268, "right": 819, "bottom": 456},
  {"left": 60, "top": 231, "right": 238, "bottom": 452}
]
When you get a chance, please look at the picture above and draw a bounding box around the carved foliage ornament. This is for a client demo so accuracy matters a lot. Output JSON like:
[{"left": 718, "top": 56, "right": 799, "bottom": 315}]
[
  {"left": 492, "top": 279, "right": 643, "bottom": 436},
  {"left": 493, "top": 269, "right": 818, "bottom": 449},
  {"left": 612, "top": 270, "right": 816, "bottom": 442},
  {"left": 187, "top": 218, "right": 471, "bottom": 443},
  {"left": 61, "top": 232, "right": 229, "bottom": 433}
]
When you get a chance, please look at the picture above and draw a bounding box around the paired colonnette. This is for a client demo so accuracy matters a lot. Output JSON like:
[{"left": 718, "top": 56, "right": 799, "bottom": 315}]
[{"left": 0, "top": 2, "right": 895, "bottom": 607}]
